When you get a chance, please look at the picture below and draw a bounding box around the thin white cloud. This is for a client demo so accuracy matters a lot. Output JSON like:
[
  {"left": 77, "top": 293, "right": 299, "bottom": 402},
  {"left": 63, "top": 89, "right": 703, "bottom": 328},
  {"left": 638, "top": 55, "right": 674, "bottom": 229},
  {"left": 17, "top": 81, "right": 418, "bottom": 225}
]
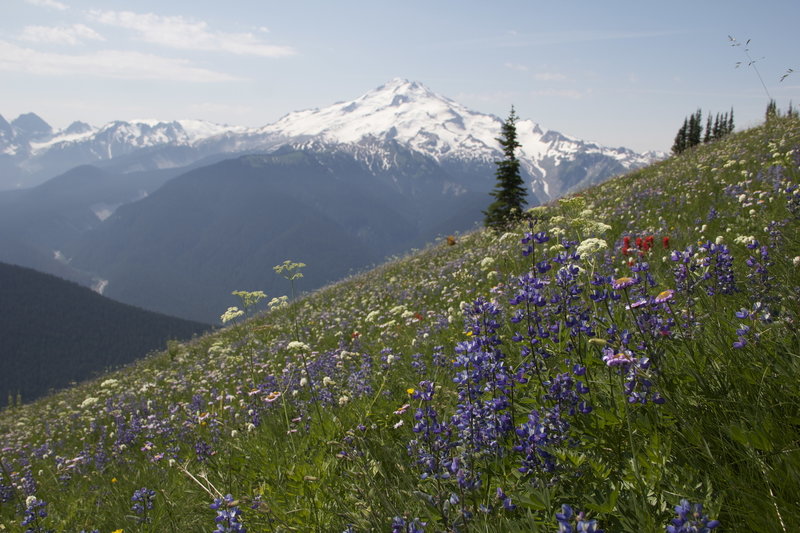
[
  {"left": 0, "top": 40, "right": 242, "bottom": 82},
  {"left": 25, "top": 0, "right": 68, "bottom": 10},
  {"left": 88, "top": 10, "right": 296, "bottom": 57},
  {"left": 20, "top": 24, "right": 105, "bottom": 45},
  {"left": 532, "top": 88, "right": 591, "bottom": 100},
  {"left": 504, "top": 62, "right": 528, "bottom": 72},
  {"left": 534, "top": 72, "right": 567, "bottom": 82},
  {"left": 190, "top": 102, "right": 254, "bottom": 115}
]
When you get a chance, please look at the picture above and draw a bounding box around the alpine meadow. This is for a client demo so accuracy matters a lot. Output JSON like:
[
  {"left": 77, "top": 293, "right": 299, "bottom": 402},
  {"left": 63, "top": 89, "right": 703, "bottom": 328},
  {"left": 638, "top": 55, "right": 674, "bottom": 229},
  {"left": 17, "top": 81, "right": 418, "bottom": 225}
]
[{"left": 1, "top": 114, "right": 799, "bottom": 532}]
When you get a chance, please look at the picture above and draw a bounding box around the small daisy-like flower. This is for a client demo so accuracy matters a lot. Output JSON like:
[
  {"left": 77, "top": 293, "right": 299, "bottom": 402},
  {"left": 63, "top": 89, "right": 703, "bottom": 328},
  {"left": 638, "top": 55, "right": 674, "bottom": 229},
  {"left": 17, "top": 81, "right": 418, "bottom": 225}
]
[
  {"left": 654, "top": 289, "right": 675, "bottom": 303},
  {"left": 626, "top": 298, "right": 648, "bottom": 309},
  {"left": 394, "top": 403, "right": 410, "bottom": 415},
  {"left": 406, "top": 388, "right": 416, "bottom": 395},
  {"left": 602, "top": 349, "right": 637, "bottom": 367},
  {"left": 265, "top": 391, "right": 282, "bottom": 402},
  {"left": 612, "top": 276, "right": 637, "bottom": 290}
]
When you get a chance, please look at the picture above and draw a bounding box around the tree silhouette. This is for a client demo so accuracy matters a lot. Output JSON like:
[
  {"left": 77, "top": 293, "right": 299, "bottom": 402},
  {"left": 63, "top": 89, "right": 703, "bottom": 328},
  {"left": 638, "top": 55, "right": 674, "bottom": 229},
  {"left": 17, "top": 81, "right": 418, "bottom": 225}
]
[{"left": 484, "top": 106, "right": 528, "bottom": 230}]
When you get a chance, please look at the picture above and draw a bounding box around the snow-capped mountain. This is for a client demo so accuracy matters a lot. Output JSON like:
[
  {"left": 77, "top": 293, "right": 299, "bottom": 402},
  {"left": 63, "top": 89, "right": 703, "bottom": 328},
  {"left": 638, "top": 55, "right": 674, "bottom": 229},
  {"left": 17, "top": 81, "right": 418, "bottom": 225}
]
[
  {"left": 259, "top": 78, "right": 661, "bottom": 198},
  {"left": 0, "top": 79, "right": 662, "bottom": 195}
]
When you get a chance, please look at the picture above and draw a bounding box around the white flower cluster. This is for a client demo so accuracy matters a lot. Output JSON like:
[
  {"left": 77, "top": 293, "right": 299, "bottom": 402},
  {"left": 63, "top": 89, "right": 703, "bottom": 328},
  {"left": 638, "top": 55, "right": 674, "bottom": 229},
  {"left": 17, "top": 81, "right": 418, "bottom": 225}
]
[
  {"left": 220, "top": 306, "right": 244, "bottom": 324},
  {"left": 576, "top": 237, "right": 608, "bottom": 258}
]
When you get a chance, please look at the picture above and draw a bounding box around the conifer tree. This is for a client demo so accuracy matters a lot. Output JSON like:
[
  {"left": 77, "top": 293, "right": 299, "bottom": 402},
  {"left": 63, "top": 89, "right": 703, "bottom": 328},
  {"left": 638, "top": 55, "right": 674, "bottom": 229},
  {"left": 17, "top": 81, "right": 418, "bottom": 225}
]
[
  {"left": 704, "top": 114, "right": 713, "bottom": 143},
  {"left": 727, "top": 107, "right": 735, "bottom": 134},
  {"left": 671, "top": 117, "right": 688, "bottom": 155},
  {"left": 766, "top": 99, "right": 778, "bottom": 121},
  {"left": 484, "top": 106, "right": 527, "bottom": 230},
  {"left": 688, "top": 109, "right": 703, "bottom": 147}
]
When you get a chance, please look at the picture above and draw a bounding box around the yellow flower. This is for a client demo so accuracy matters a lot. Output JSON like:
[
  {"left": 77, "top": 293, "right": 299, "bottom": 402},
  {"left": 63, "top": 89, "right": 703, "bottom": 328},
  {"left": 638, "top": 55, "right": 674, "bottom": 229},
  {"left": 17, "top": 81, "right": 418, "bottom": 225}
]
[
  {"left": 406, "top": 388, "right": 416, "bottom": 395},
  {"left": 112, "top": 529, "right": 124, "bottom": 533},
  {"left": 111, "top": 477, "right": 117, "bottom": 483}
]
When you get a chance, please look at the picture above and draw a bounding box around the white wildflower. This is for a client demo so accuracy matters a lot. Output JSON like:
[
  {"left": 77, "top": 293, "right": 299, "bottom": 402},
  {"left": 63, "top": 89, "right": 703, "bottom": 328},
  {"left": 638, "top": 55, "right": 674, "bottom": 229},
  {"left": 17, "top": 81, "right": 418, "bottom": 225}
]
[
  {"left": 80, "top": 397, "right": 99, "bottom": 409},
  {"left": 480, "top": 256, "right": 495, "bottom": 270},
  {"left": 220, "top": 306, "right": 244, "bottom": 324},
  {"left": 576, "top": 237, "right": 608, "bottom": 257},
  {"left": 100, "top": 378, "right": 119, "bottom": 389},
  {"left": 287, "top": 340, "right": 310, "bottom": 352},
  {"left": 268, "top": 296, "right": 289, "bottom": 310}
]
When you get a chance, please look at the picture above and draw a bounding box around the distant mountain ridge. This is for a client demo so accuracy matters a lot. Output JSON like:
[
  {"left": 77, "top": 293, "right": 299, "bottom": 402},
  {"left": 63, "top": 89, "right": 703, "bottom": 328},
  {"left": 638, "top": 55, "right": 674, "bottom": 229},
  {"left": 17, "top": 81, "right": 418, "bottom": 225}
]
[
  {"left": 64, "top": 145, "right": 490, "bottom": 322},
  {"left": 0, "top": 79, "right": 663, "bottom": 193},
  {"left": 0, "top": 79, "right": 666, "bottom": 322}
]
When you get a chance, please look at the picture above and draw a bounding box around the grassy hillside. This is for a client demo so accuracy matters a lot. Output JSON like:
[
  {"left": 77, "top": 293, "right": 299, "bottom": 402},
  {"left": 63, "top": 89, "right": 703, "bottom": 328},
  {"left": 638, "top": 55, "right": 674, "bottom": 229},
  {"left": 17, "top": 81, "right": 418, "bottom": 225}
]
[{"left": 0, "top": 117, "right": 798, "bottom": 532}]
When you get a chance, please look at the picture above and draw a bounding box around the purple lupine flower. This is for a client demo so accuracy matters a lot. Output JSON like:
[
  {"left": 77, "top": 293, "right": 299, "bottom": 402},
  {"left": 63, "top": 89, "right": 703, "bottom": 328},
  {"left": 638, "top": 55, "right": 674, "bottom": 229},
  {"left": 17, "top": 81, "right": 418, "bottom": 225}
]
[
  {"left": 21, "top": 496, "right": 49, "bottom": 532},
  {"left": 210, "top": 494, "right": 246, "bottom": 533},
  {"left": 131, "top": 487, "right": 156, "bottom": 523},
  {"left": 666, "top": 499, "right": 720, "bottom": 532},
  {"left": 391, "top": 516, "right": 426, "bottom": 533},
  {"left": 556, "top": 504, "right": 603, "bottom": 533}
]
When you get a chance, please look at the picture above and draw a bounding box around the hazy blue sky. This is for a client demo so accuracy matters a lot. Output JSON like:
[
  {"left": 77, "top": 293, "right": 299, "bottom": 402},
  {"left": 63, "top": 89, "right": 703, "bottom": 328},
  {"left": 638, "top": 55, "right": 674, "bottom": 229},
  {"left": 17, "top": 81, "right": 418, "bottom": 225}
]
[{"left": 2, "top": 0, "right": 798, "bottom": 152}]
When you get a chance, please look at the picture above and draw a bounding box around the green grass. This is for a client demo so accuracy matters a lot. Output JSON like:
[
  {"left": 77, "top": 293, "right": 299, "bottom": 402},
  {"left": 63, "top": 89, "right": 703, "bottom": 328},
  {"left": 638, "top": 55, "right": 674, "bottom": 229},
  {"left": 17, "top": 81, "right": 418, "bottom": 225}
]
[{"left": 1, "top": 117, "right": 799, "bottom": 532}]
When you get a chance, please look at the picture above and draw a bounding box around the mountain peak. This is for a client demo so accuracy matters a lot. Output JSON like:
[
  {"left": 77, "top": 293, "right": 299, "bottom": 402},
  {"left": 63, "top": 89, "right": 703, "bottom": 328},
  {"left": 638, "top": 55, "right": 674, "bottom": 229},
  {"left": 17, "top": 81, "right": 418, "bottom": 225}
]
[
  {"left": 262, "top": 79, "right": 498, "bottom": 159},
  {"left": 11, "top": 112, "right": 52, "bottom": 140}
]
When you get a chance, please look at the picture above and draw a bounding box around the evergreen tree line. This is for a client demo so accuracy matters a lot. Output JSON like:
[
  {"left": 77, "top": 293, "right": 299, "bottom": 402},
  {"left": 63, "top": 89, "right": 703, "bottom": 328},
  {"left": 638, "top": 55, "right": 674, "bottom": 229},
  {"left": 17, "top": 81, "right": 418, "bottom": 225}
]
[
  {"left": 765, "top": 99, "right": 797, "bottom": 121},
  {"left": 671, "top": 108, "right": 735, "bottom": 155}
]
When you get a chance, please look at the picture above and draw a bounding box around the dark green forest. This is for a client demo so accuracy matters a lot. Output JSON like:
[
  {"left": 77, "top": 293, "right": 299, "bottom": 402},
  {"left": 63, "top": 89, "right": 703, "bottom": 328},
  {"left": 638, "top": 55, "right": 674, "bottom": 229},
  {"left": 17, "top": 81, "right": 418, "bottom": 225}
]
[{"left": 0, "top": 262, "right": 210, "bottom": 404}]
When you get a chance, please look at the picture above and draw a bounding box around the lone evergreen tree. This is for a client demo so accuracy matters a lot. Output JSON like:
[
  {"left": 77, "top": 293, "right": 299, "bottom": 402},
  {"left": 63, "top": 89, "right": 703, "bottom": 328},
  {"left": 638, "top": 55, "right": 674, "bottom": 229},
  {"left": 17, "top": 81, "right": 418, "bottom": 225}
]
[{"left": 484, "top": 106, "right": 528, "bottom": 230}]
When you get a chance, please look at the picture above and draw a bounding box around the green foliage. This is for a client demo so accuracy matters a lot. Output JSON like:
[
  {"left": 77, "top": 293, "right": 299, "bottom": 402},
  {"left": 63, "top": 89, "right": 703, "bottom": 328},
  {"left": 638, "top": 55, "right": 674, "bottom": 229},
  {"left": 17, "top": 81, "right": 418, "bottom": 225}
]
[
  {"left": 484, "top": 106, "right": 528, "bottom": 230},
  {"left": 0, "top": 116, "right": 799, "bottom": 532}
]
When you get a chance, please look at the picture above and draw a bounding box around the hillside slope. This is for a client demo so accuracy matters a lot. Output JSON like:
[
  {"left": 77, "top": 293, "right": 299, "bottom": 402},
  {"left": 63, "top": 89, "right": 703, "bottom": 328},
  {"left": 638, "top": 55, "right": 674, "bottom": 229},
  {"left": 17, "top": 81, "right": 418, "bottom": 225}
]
[
  {"left": 0, "top": 262, "right": 210, "bottom": 403},
  {"left": 0, "top": 118, "right": 797, "bottom": 532}
]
